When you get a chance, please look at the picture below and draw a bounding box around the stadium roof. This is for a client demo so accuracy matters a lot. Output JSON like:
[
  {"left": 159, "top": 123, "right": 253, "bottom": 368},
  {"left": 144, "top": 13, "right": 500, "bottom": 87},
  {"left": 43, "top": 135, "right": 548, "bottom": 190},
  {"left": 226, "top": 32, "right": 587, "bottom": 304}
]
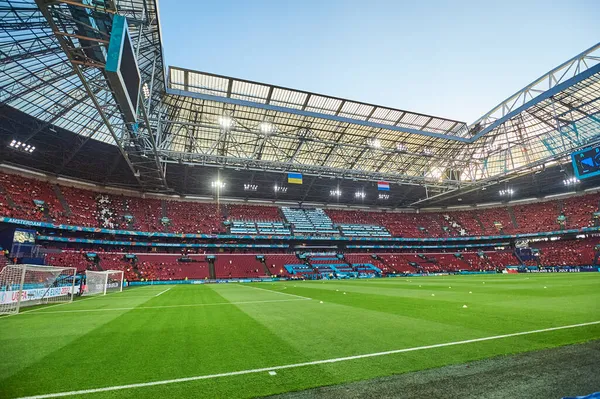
[{"left": 1, "top": 0, "right": 599, "bottom": 206}]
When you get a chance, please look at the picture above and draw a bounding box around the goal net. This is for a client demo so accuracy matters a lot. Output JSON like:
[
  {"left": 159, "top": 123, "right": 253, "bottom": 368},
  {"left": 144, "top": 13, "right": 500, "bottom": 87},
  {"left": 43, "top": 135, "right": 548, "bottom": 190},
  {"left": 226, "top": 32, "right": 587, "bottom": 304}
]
[
  {"left": 84, "top": 270, "right": 124, "bottom": 296},
  {"left": 0, "top": 264, "right": 77, "bottom": 315}
]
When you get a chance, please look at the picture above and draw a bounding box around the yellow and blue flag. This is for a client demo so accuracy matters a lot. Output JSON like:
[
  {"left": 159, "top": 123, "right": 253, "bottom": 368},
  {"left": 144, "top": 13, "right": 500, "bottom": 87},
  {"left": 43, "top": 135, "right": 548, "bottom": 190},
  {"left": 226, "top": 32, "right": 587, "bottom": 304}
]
[{"left": 288, "top": 172, "right": 303, "bottom": 184}]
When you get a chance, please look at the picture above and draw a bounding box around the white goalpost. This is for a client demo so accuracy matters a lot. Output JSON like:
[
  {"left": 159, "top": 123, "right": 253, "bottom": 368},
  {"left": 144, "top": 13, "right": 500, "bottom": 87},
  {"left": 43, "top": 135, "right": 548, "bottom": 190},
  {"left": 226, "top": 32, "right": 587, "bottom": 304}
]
[
  {"left": 84, "top": 270, "right": 124, "bottom": 296},
  {"left": 0, "top": 264, "right": 77, "bottom": 315}
]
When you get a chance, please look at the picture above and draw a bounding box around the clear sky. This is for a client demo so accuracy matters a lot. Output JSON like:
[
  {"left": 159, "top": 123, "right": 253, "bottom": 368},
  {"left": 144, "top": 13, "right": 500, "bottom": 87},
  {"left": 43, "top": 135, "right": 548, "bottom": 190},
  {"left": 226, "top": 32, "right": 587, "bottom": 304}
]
[{"left": 159, "top": 0, "right": 600, "bottom": 124}]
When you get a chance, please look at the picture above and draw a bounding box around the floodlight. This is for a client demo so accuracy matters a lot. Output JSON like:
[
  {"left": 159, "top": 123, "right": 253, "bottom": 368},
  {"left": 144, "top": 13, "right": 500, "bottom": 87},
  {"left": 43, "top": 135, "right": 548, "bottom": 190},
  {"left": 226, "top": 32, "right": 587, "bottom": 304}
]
[
  {"left": 218, "top": 116, "right": 234, "bottom": 130},
  {"left": 259, "top": 121, "right": 274, "bottom": 134}
]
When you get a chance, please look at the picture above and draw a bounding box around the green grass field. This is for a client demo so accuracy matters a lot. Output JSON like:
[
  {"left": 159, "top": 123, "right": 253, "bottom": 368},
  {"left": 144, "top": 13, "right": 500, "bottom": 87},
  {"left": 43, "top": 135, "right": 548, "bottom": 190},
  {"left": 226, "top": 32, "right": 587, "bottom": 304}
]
[{"left": 1, "top": 273, "right": 599, "bottom": 399}]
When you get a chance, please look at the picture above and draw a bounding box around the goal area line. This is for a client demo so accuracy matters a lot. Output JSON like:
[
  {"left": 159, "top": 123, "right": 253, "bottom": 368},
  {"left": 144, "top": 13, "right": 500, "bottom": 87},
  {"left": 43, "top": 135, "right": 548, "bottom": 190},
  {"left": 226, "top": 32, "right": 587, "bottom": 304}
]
[
  {"left": 14, "top": 320, "right": 600, "bottom": 399},
  {"left": 15, "top": 298, "right": 312, "bottom": 315}
]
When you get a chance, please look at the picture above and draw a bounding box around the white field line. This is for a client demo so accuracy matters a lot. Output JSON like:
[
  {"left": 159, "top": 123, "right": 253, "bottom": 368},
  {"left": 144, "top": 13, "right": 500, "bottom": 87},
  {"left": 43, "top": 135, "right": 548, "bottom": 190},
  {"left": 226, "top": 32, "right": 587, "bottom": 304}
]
[
  {"left": 239, "top": 284, "right": 313, "bottom": 300},
  {"left": 1, "top": 286, "right": 166, "bottom": 319},
  {"left": 154, "top": 287, "right": 172, "bottom": 297},
  {"left": 17, "top": 298, "right": 311, "bottom": 315},
  {"left": 14, "top": 320, "right": 600, "bottom": 399}
]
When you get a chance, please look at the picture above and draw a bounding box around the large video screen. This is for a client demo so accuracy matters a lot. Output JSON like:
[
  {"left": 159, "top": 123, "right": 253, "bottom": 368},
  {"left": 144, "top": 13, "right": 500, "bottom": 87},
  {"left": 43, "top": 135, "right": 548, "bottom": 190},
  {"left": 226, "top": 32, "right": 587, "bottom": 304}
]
[
  {"left": 13, "top": 229, "right": 36, "bottom": 244},
  {"left": 572, "top": 146, "right": 600, "bottom": 179}
]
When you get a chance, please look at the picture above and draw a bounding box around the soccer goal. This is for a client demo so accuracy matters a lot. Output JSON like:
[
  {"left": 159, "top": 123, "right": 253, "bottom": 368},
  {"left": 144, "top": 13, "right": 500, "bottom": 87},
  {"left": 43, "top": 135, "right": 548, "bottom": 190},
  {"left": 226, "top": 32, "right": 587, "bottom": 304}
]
[
  {"left": 85, "top": 270, "right": 124, "bottom": 296},
  {"left": 0, "top": 264, "right": 77, "bottom": 315}
]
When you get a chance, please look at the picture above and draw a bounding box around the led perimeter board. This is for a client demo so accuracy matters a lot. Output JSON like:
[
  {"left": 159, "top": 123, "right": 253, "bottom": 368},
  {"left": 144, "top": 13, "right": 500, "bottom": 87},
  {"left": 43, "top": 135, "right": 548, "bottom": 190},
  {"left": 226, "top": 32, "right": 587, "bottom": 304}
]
[
  {"left": 105, "top": 14, "right": 141, "bottom": 123},
  {"left": 572, "top": 145, "right": 600, "bottom": 179}
]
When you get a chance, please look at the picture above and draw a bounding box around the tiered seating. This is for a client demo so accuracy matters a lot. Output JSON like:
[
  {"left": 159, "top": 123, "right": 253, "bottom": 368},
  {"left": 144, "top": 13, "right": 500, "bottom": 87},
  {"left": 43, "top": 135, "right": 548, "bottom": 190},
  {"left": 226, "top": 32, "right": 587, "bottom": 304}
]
[
  {"left": 166, "top": 201, "right": 224, "bottom": 234},
  {"left": 96, "top": 254, "right": 138, "bottom": 281},
  {"left": 562, "top": 193, "right": 599, "bottom": 229},
  {"left": 123, "top": 197, "right": 163, "bottom": 232},
  {"left": 435, "top": 253, "right": 472, "bottom": 271},
  {"left": 309, "top": 255, "right": 352, "bottom": 275},
  {"left": 227, "top": 204, "right": 282, "bottom": 221},
  {"left": 136, "top": 254, "right": 210, "bottom": 280},
  {"left": 230, "top": 221, "right": 257, "bottom": 234},
  {"left": 229, "top": 221, "right": 291, "bottom": 235},
  {"left": 0, "top": 173, "right": 64, "bottom": 222},
  {"left": 59, "top": 185, "right": 98, "bottom": 227},
  {"left": 512, "top": 201, "right": 561, "bottom": 233},
  {"left": 1, "top": 171, "right": 600, "bottom": 238},
  {"left": 282, "top": 207, "right": 337, "bottom": 235},
  {"left": 45, "top": 251, "right": 93, "bottom": 272},
  {"left": 264, "top": 254, "right": 297, "bottom": 276},
  {"left": 534, "top": 238, "right": 596, "bottom": 266},
  {"left": 471, "top": 208, "right": 515, "bottom": 235},
  {"left": 214, "top": 254, "right": 264, "bottom": 278},
  {"left": 344, "top": 253, "right": 393, "bottom": 273},
  {"left": 485, "top": 251, "right": 519, "bottom": 268},
  {"left": 338, "top": 224, "right": 391, "bottom": 237}
]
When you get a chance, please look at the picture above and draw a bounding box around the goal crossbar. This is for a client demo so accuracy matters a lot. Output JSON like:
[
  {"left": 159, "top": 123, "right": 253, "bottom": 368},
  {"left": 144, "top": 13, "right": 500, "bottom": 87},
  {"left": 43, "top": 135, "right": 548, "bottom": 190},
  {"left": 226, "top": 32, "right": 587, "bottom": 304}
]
[
  {"left": 0, "top": 264, "right": 77, "bottom": 315},
  {"left": 84, "top": 270, "right": 124, "bottom": 296}
]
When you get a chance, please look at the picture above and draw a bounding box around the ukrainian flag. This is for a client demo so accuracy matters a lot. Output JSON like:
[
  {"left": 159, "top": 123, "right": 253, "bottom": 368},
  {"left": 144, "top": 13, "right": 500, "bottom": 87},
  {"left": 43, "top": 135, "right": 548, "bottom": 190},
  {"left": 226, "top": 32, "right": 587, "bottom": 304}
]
[{"left": 288, "top": 172, "right": 303, "bottom": 184}]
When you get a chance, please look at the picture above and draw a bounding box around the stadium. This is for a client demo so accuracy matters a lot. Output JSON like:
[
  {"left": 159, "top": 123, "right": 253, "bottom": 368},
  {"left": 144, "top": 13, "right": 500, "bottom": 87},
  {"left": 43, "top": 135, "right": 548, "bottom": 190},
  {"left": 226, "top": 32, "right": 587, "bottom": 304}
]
[{"left": 0, "top": 0, "right": 599, "bottom": 398}]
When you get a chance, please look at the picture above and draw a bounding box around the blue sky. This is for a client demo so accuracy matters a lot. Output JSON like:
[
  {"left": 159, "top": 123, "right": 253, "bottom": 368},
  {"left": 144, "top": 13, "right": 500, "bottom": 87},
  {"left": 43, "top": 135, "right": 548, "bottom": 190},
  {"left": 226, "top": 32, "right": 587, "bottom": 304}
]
[{"left": 159, "top": 0, "right": 599, "bottom": 124}]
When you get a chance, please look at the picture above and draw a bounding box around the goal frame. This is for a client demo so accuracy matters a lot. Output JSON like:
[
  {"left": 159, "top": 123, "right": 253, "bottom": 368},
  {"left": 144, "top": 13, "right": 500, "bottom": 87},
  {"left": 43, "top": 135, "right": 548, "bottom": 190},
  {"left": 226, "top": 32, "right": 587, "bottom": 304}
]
[
  {"left": 0, "top": 264, "right": 77, "bottom": 315},
  {"left": 84, "top": 270, "right": 124, "bottom": 296}
]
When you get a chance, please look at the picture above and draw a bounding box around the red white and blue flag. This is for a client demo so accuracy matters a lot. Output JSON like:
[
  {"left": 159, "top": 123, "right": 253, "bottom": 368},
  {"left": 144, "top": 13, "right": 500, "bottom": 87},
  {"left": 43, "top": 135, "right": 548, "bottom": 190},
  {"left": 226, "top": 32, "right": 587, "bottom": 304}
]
[{"left": 377, "top": 181, "right": 390, "bottom": 191}]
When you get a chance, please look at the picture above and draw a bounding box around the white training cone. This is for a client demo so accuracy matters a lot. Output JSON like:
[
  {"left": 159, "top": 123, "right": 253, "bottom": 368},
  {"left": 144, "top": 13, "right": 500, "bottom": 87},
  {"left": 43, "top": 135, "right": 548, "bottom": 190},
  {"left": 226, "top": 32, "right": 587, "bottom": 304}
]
[
  {"left": 431, "top": 294, "right": 435, "bottom": 296},
  {"left": 320, "top": 301, "right": 323, "bottom": 304},
  {"left": 469, "top": 291, "right": 472, "bottom": 294},
  {"left": 343, "top": 292, "right": 346, "bottom": 295},
  {"left": 544, "top": 286, "right": 547, "bottom": 289},
  {"left": 463, "top": 305, "right": 468, "bottom": 308}
]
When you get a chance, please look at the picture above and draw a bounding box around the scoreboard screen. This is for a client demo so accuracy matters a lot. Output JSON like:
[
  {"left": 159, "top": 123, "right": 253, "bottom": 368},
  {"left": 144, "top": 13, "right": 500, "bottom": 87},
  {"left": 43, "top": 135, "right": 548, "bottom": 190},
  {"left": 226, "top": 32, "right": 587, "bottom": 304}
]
[
  {"left": 572, "top": 146, "right": 600, "bottom": 179},
  {"left": 106, "top": 14, "right": 141, "bottom": 123}
]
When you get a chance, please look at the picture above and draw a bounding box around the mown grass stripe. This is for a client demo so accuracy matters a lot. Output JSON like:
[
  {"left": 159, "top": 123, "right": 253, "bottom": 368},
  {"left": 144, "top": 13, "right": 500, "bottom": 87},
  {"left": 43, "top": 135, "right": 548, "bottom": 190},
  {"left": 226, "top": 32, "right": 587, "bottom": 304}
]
[{"left": 14, "top": 320, "right": 600, "bottom": 399}]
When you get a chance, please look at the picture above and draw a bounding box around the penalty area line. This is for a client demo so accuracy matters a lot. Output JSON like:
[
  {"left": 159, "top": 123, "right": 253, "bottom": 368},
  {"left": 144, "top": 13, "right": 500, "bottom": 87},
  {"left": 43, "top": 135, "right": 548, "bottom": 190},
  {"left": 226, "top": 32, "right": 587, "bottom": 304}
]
[
  {"left": 155, "top": 287, "right": 172, "bottom": 297},
  {"left": 239, "top": 284, "right": 314, "bottom": 300},
  {"left": 18, "top": 298, "right": 311, "bottom": 315},
  {"left": 13, "top": 320, "right": 600, "bottom": 399}
]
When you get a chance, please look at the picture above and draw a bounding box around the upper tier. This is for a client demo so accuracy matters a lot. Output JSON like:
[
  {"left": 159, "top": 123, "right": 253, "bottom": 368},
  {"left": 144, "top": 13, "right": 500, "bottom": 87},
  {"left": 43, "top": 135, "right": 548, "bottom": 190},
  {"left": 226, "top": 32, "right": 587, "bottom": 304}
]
[{"left": 0, "top": 171, "right": 598, "bottom": 238}]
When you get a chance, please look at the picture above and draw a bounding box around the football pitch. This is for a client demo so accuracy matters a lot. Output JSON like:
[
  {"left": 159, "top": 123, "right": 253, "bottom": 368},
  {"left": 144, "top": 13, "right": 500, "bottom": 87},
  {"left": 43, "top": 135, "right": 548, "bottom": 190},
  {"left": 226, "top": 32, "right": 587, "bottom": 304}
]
[{"left": 1, "top": 274, "right": 599, "bottom": 399}]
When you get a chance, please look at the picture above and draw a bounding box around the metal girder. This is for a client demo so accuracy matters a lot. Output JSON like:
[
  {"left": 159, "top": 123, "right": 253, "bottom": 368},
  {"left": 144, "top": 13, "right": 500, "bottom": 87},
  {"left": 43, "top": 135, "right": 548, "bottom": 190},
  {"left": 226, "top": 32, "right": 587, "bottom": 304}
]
[{"left": 32, "top": 0, "right": 168, "bottom": 191}]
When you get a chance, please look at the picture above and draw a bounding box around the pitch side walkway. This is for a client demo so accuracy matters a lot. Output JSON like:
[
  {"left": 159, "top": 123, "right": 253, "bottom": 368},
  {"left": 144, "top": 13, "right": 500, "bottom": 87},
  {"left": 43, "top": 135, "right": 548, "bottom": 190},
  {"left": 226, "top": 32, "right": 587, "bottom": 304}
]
[{"left": 266, "top": 340, "right": 600, "bottom": 399}]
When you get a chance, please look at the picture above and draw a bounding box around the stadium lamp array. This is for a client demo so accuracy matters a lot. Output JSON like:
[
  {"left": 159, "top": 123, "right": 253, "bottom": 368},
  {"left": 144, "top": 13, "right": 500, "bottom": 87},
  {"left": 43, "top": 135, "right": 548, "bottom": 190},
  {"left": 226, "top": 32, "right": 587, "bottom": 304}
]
[
  {"left": 366, "top": 138, "right": 381, "bottom": 148},
  {"left": 8, "top": 139, "right": 35, "bottom": 153},
  {"left": 211, "top": 180, "right": 226, "bottom": 189},
  {"left": 218, "top": 116, "right": 234, "bottom": 130},
  {"left": 259, "top": 121, "right": 274, "bottom": 135},
  {"left": 274, "top": 185, "right": 288, "bottom": 193},
  {"left": 499, "top": 188, "right": 514, "bottom": 196},
  {"left": 355, "top": 191, "right": 366, "bottom": 199},
  {"left": 378, "top": 193, "right": 389, "bottom": 200},
  {"left": 563, "top": 177, "right": 580, "bottom": 186},
  {"left": 244, "top": 184, "right": 258, "bottom": 191},
  {"left": 330, "top": 189, "right": 342, "bottom": 197}
]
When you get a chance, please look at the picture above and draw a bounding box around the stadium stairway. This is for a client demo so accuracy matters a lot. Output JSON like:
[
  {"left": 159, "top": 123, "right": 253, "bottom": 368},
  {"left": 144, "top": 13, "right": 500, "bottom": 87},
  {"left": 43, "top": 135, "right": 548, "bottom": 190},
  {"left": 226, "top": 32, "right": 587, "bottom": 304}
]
[
  {"left": 52, "top": 185, "right": 71, "bottom": 217},
  {"left": 508, "top": 207, "right": 519, "bottom": 230},
  {"left": 208, "top": 260, "right": 216, "bottom": 279},
  {"left": 0, "top": 183, "right": 17, "bottom": 208},
  {"left": 473, "top": 213, "right": 486, "bottom": 232},
  {"left": 260, "top": 258, "right": 272, "bottom": 276}
]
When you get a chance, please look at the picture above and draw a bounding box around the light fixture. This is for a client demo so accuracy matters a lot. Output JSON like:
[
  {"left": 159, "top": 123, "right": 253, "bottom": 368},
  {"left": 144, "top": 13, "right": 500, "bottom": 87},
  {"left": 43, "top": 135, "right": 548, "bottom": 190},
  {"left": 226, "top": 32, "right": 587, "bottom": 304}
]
[
  {"left": 330, "top": 189, "right": 342, "bottom": 197},
  {"left": 218, "top": 116, "right": 234, "bottom": 130},
  {"left": 211, "top": 180, "right": 226, "bottom": 189},
  {"left": 355, "top": 191, "right": 366, "bottom": 199},
  {"left": 378, "top": 193, "right": 389, "bottom": 200},
  {"left": 396, "top": 143, "right": 408, "bottom": 152},
  {"left": 563, "top": 177, "right": 580, "bottom": 186},
  {"left": 244, "top": 184, "right": 258, "bottom": 191},
  {"left": 8, "top": 139, "right": 35, "bottom": 153},
  {"left": 142, "top": 82, "right": 150, "bottom": 99},
  {"left": 499, "top": 188, "right": 514, "bottom": 196},
  {"left": 274, "top": 185, "right": 287, "bottom": 193},
  {"left": 367, "top": 138, "right": 381, "bottom": 148},
  {"left": 422, "top": 148, "right": 434, "bottom": 157},
  {"left": 259, "top": 121, "right": 274, "bottom": 134}
]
